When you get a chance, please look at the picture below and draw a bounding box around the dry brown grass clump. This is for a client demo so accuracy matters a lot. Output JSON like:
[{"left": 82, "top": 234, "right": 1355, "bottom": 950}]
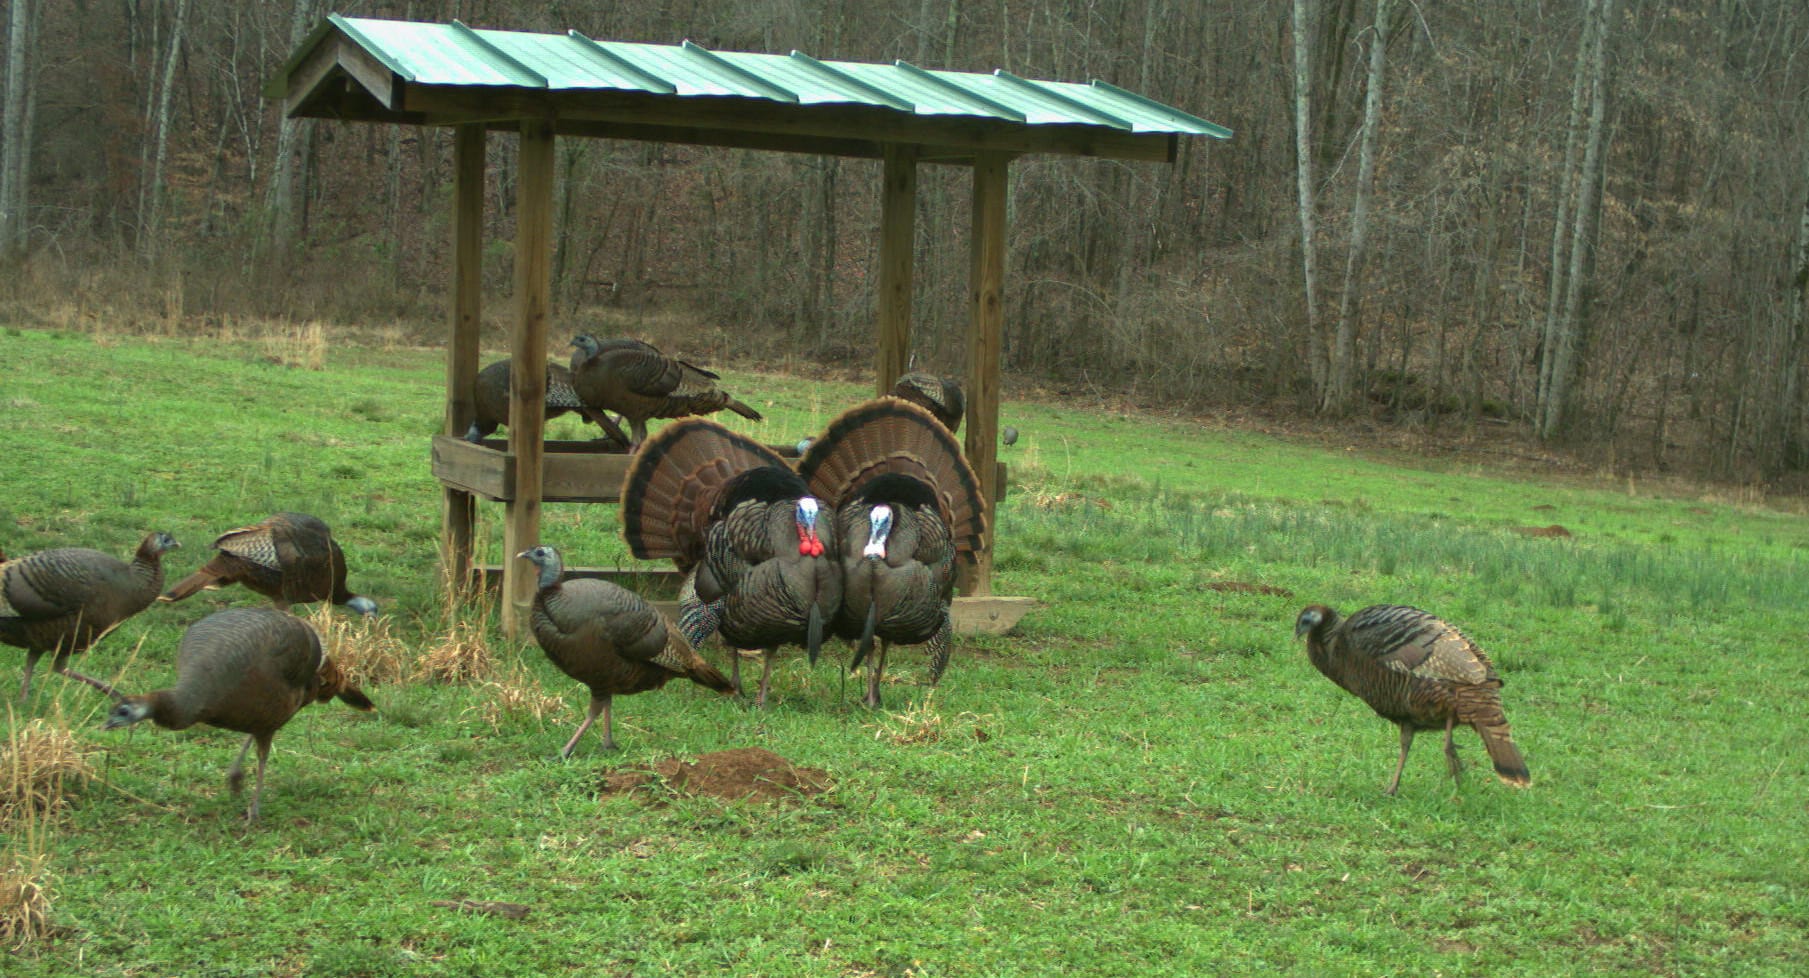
[
  {"left": 308, "top": 605, "right": 413, "bottom": 688},
  {"left": 867, "top": 694, "right": 993, "bottom": 746},
  {"left": 0, "top": 849, "right": 53, "bottom": 949},
  {"left": 467, "top": 661, "right": 567, "bottom": 734},
  {"left": 417, "top": 617, "right": 498, "bottom": 684},
  {"left": 2, "top": 713, "right": 93, "bottom": 831}
]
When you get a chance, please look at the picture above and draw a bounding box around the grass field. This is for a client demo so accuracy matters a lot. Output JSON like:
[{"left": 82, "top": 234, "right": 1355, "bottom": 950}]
[{"left": 1, "top": 325, "right": 1805, "bottom": 975}]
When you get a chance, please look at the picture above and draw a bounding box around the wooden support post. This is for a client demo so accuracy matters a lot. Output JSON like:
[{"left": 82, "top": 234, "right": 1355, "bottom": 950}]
[
  {"left": 442, "top": 124, "right": 485, "bottom": 598},
  {"left": 875, "top": 145, "right": 917, "bottom": 396},
  {"left": 960, "top": 151, "right": 1008, "bottom": 597},
  {"left": 501, "top": 119, "right": 555, "bottom": 637}
]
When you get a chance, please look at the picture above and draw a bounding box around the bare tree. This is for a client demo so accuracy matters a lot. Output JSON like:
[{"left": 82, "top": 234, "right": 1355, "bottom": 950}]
[
  {"left": 1538, "top": 0, "right": 1614, "bottom": 440},
  {"left": 0, "top": 0, "right": 32, "bottom": 258},
  {"left": 1327, "top": 0, "right": 1391, "bottom": 413},
  {"left": 139, "top": 0, "right": 190, "bottom": 259},
  {"left": 1292, "top": 0, "right": 1325, "bottom": 398}
]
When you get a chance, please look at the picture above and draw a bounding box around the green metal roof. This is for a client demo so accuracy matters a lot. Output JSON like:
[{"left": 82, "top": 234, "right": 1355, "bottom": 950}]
[{"left": 270, "top": 15, "right": 1230, "bottom": 162}]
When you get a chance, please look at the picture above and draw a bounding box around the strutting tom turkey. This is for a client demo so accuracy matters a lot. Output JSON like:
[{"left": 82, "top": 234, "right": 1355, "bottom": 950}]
[
  {"left": 1294, "top": 603, "right": 1530, "bottom": 795},
  {"left": 1, "top": 531, "right": 180, "bottom": 701},
  {"left": 620, "top": 417, "right": 839, "bottom": 708},
  {"left": 798, "top": 397, "right": 987, "bottom": 707}
]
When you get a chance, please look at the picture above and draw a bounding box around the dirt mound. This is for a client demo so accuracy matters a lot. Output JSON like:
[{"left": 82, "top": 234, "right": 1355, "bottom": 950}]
[
  {"left": 1510, "top": 524, "right": 1573, "bottom": 538},
  {"left": 1202, "top": 581, "right": 1294, "bottom": 597},
  {"left": 599, "top": 747, "right": 832, "bottom": 804}
]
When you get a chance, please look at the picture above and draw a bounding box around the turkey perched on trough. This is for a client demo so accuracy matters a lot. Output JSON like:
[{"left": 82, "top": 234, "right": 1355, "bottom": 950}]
[
  {"left": 621, "top": 418, "right": 840, "bottom": 708},
  {"left": 1, "top": 531, "right": 180, "bottom": 701},
  {"left": 160, "top": 512, "right": 377, "bottom": 616},
  {"left": 465, "top": 358, "right": 630, "bottom": 445},
  {"left": 105, "top": 606, "right": 373, "bottom": 823},
  {"left": 889, "top": 372, "right": 965, "bottom": 434},
  {"left": 519, "top": 545, "right": 735, "bottom": 755},
  {"left": 1294, "top": 604, "right": 1530, "bottom": 795},
  {"left": 799, "top": 397, "right": 988, "bottom": 707},
  {"left": 569, "top": 334, "right": 763, "bottom": 449}
]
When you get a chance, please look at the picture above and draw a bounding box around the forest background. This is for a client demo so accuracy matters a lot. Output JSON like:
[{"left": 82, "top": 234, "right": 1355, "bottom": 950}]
[{"left": 2, "top": 0, "right": 1807, "bottom": 487}]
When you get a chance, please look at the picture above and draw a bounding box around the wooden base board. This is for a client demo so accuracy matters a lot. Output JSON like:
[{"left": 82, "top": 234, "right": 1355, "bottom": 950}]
[{"left": 471, "top": 565, "right": 1033, "bottom": 636}]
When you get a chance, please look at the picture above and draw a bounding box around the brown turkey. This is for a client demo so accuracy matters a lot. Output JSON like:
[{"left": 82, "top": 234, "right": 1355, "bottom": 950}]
[
  {"left": 160, "top": 513, "right": 378, "bottom": 616},
  {"left": 519, "top": 545, "right": 734, "bottom": 755},
  {"left": 1294, "top": 603, "right": 1531, "bottom": 795},
  {"left": 889, "top": 372, "right": 966, "bottom": 434},
  {"left": 1, "top": 531, "right": 180, "bottom": 701},
  {"left": 104, "top": 606, "right": 373, "bottom": 823},
  {"left": 621, "top": 418, "right": 840, "bottom": 708},
  {"left": 465, "top": 357, "right": 630, "bottom": 445},
  {"left": 569, "top": 334, "right": 763, "bottom": 448},
  {"left": 799, "top": 397, "right": 987, "bottom": 706}
]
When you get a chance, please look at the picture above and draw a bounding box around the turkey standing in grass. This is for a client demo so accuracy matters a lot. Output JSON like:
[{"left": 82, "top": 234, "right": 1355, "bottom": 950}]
[
  {"left": 621, "top": 418, "right": 840, "bottom": 708},
  {"left": 465, "top": 358, "right": 630, "bottom": 446},
  {"left": 519, "top": 545, "right": 735, "bottom": 755},
  {"left": 1, "top": 531, "right": 180, "bottom": 701},
  {"left": 569, "top": 334, "right": 763, "bottom": 449},
  {"left": 160, "top": 513, "right": 377, "bottom": 616},
  {"left": 889, "top": 372, "right": 965, "bottom": 434},
  {"left": 1293, "top": 604, "right": 1530, "bottom": 795},
  {"left": 103, "top": 606, "right": 374, "bottom": 823},
  {"left": 799, "top": 398, "right": 988, "bottom": 707}
]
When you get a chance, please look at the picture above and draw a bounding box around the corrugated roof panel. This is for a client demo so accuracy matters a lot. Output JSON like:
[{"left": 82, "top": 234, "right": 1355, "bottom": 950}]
[{"left": 302, "top": 17, "right": 1230, "bottom": 140}]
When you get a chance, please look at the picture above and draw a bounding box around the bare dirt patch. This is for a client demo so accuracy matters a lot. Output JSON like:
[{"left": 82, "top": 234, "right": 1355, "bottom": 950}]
[
  {"left": 1510, "top": 524, "right": 1573, "bottom": 538},
  {"left": 1202, "top": 581, "right": 1295, "bottom": 597},
  {"left": 599, "top": 747, "right": 833, "bottom": 804}
]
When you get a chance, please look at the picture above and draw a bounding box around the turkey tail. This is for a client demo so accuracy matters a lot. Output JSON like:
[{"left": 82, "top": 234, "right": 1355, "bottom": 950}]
[
  {"left": 161, "top": 563, "right": 227, "bottom": 603},
  {"left": 676, "top": 568, "right": 723, "bottom": 648},
  {"left": 726, "top": 398, "right": 764, "bottom": 423},
  {"left": 679, "top": 646, "right": 736, "bottom": 694},
  {"left": 1474, "top": 719, "right": 1530, "bottom": 787},
  {"left": 621, "top": 418, "right": 791, "bottom": 565},
  {"left": 799, "top": 397, "right": 988, "bottom": 557}
]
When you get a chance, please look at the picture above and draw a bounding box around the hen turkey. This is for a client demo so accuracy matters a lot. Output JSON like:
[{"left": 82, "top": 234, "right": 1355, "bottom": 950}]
[
  {"left": 621, "top": 418, "right": 839, "bottom": 708},
  {"left": 520, "top": 545, "right": 734, "bottom": 755},
  {"left": 160, "top": 512, "right": 377, "bottom": 616},
  {"left": 570, "top": 334, "right": 763, "bottom": 448},
  {"left": 2, "top": 531, "right": 179, "bottom": 701},
  {"left": 799, "top": 397, "right": 987, "bottom": 706},
  {"left": 1294, "top": 603, "right": 1530, "bottom": 795},
  {"left": 466, "top": 357, "right": 629, "bottom": 445},
  {"left": 104, "top": 606, "right": 374, "bottom": 823},
  {"left": 889, "top": 372, "right": 966, "bottom": 434}
]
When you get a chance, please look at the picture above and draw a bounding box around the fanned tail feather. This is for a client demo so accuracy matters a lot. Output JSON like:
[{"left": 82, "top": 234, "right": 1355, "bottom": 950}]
[
  {"left": 621, "top": 418, "right": 790, "bottom": 565},
  {"left": 798, "top": 398, "right": 987, "bottom": 557}
]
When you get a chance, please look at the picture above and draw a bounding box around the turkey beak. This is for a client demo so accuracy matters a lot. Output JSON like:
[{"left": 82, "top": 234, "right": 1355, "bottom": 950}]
[{"left": 862, "top": 505, "right": 893, "bottom": 560}]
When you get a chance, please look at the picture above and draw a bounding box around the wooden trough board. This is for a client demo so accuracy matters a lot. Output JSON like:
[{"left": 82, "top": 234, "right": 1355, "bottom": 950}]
[
  {"left": 472, "top": 565, "right": 1034, "bottom": 637},
  {"left": 432, "top": 435, "right": 1008, "bottom": 504}
]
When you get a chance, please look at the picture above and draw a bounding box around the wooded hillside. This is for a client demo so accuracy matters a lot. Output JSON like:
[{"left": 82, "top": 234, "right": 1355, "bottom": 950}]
[{"left": 3, "top": 0, "right": 1806, "bottom": 484}]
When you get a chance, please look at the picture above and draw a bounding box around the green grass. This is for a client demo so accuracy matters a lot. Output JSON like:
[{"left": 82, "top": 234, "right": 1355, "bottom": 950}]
[{"left": 2, "top": 326, "right": 1805, "bottom": 975}]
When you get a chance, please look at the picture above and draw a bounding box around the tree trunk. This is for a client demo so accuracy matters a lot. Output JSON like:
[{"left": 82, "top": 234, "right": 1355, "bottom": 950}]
[
  {"left": 265, "top": 0, "right": 317, "bottom": 254},
  {"left": 139, "top": 0, "right": 189, "bottom": 260},
  {"left": 1327, "top": 0, "right": 1391, "bottom": 413},
  {"left": 0, "top": 0, "right": 31, "bottom": 258},
  {"left": 1539, "top": 0, "right": 1614, "bottom": 440},
  {"left": 1292, "top": 0, "right": 1325, "bottom": 400}
]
